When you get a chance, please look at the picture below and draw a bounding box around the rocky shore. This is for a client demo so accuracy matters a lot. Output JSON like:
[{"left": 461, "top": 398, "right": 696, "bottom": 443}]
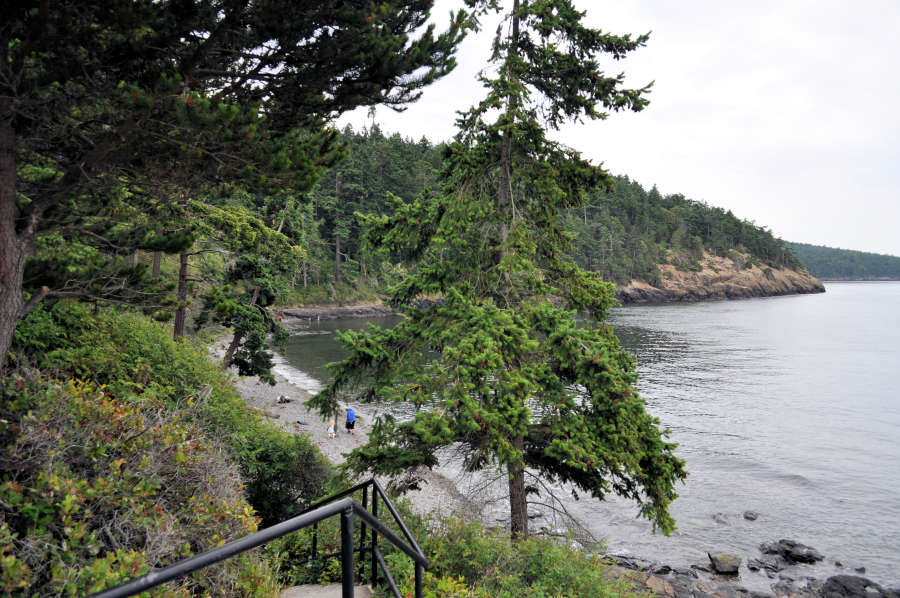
[
  {"left": 279, "top": 302, "right": 397, "bottom": 322},
  {"left": 219, "top": 349, "right": 478, "bottom": 520},
  {"left": 602, "top": 540, "right": 899, "bottom": 598},
  {"left": 225, "top": 289, "right": 896, "bottom": 598},
  {"left": 617, "top": 253, "right": 825, "bottom": 304}
]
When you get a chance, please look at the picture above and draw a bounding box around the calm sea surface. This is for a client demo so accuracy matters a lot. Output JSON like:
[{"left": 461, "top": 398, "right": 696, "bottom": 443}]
[{"left": 278, "top": 282, "right": 900, "bottom": 586}]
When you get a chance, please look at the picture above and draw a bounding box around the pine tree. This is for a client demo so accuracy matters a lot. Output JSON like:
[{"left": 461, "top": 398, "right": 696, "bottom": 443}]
[
  {"left": 310, "top": 0, "right": 686, "bottom": 539},
  {"left": 0, "top": 0, "right": 470, "bottom": 362}
]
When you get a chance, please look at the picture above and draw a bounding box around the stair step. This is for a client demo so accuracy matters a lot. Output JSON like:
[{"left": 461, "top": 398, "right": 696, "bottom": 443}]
[{"left": 280, "top": 584, "right": 373, "bottom": 598}]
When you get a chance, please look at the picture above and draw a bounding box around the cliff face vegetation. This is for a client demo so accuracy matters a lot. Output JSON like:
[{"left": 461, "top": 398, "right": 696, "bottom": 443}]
[{"left": 617, "top": 252, "right": 825, "bottom": 304}]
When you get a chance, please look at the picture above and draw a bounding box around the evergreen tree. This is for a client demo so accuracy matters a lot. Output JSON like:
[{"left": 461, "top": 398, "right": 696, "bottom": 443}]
[
  {"left": 309, "top": 125, "right": 444, "bottom": 288},
  {"left": 190, "top": 195, "right": 302, "bottom": 382},
  {"left": 310, "top": 0, "right": 687, "bottom": 539},
  {"left": 1, "top": 0, "right": 470, "bottom": 362}
]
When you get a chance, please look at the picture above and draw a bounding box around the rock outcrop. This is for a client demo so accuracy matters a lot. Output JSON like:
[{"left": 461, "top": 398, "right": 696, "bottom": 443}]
[
  {"left": 617, "top": 252, "right": 825, "bottom": 305},
  {"left": 760, "top": 539, "right": 825, "bottom": 564}
]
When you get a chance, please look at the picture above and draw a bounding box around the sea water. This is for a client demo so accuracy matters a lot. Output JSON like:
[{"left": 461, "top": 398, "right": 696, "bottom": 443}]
[{"left": 279, "top": 282, "right": 900, "bottom": 586}]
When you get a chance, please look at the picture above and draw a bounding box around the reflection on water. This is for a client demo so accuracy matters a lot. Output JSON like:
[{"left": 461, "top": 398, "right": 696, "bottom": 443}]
[{"left": 280, "top": 283, "right": 900, "bottom": 587}]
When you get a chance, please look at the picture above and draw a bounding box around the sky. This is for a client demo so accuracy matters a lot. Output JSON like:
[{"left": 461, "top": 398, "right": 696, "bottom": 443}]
[{"left": 338, "top": 1, "right": 900, "bottom": 257}]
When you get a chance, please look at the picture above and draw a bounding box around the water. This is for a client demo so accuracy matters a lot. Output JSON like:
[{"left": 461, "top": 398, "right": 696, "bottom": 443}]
[{"left": 279, "top": 282, "right": 900, "bottom": 587}]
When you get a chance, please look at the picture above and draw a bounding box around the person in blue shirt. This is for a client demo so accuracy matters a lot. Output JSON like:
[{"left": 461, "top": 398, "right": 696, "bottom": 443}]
[{"left": 345, "top": 407, "right": 356, "bottom": 434}]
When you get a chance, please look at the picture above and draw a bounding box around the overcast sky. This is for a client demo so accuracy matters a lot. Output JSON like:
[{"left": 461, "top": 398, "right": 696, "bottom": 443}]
[{"left": 338, "top": 1, "right": 900, "bottom": 256}]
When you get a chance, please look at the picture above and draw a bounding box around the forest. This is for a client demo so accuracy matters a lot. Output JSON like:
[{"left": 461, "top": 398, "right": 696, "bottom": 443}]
[
  {"left": 294, "top": 125, "right": 804, "bottom": 293},
  {"left": 788, "top": 242, "right": 900, "bottom": 280}
]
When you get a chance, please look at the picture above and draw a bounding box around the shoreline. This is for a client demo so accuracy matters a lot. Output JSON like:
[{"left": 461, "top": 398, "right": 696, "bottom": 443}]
[
  {"left": 211, "top": 340, "right": 478, "bottom": 521},
  {"left": 215, "top": 335, "right": 897, "bottom": 598}
]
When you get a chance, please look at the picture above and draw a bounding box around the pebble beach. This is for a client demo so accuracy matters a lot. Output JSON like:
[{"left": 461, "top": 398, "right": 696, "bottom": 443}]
[{"left": 225, "top": 354, "right": 478, "bottom": 521}]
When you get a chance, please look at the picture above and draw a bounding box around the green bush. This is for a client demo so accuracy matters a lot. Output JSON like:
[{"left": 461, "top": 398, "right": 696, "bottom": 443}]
[
  {"left": 0, "top": 378, "right": 278, "bottom": 596},
  {"left": 13, "top": 302, "right": 331, "bottom": 526},
  {"left": 377, "top": 517, "right": 645, "bottom": 598}
]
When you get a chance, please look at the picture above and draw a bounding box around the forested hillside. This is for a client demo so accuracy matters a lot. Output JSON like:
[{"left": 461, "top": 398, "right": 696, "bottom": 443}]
[
  {"left": 300, "top": 127, "right": 805, "bottom": 290},
  {"left": 788, "top": 243, "right": 900, "bottom": 280},
  {"left": 305, "top": 125, "right": 443, "bottom": 289},
  {"left": 567, "top": 176, "right": 804, "bottom": 285}
]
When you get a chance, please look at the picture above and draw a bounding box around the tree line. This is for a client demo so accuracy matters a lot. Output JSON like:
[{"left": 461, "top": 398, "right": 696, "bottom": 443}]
[
  {"left": 296, "top": 128, "right": 805, "bottom": 291},
  {"left": 788, "top": 242, "right": 900, "bottom": 280}
]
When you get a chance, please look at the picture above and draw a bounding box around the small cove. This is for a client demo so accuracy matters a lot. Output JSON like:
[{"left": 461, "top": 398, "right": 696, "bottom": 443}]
[{"left": 278, "top": 282, "right": 900, "bottom": 588}]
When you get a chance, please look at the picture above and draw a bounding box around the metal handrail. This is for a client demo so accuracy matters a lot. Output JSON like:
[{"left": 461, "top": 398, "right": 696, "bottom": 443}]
[
  {"left": 87, "top": 479, "right": 427, "bottom": 598},
  {"left": 301, "top": 478, "right": 427, "bottom": 566}
]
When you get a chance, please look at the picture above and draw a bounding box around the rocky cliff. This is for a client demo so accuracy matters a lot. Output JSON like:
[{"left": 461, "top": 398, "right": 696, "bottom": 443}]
[{"left": 617, "top": 252, "right": 825, "bottom": 304}]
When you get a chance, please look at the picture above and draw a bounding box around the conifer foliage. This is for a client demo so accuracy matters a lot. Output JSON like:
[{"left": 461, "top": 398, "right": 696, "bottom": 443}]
[
  {"left": 0, "top": 0, "right": 470, "bottom": 362},
  {"left": 310, "top": 0, "right": 687, "bottom": 538}
]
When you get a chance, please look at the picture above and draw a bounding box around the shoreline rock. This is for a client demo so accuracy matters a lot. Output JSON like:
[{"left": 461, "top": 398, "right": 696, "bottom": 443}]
[
  {"left": 279, "top": 302, "right": 398, "bottom": 322},
  {"left": 605, "top": 552, "right": 899, "bottom": 598},
  {"left": 275, "top": 256, "right": 826, "bottom": 322},
  {"left": 601, "top": 536, "right": 899, "bottom": 598},
  {"left": 617, "top": 253, "right": 825, "bottom": 305}
]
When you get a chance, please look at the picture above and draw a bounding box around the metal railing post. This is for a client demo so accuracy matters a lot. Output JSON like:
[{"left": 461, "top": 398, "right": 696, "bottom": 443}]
[
  {"left": 370, "top": 490, "right": 378, "bottom": 588},
  {"left": 415, "top": 563, "right": 423, "bottom": 598},
  {"left": 360, "top": 484, "right": 369, "bottom": 578},
  {"left": 341, "top": 509, "right": 355, "bottom": 598},
  {"left": 312, "top": 521, "right": 318, "bottom": 564},
  {"left": 84, "top": 480, "right": 428, "bottom": 598}
]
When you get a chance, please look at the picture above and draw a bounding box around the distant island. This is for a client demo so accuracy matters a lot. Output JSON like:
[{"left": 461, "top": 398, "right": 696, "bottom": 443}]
[{"left": 788, "top": 243, "right": 900, "bottom": 280}]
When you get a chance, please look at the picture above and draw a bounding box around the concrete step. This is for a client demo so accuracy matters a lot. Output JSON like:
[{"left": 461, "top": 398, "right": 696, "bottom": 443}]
[{"left": 280, "top": 584, "right": 373, "bottom": 598}]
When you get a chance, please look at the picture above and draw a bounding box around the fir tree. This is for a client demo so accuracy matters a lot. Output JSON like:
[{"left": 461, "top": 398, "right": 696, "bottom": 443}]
[
  {"left": 310, "top": 0, "right": 687, "bottom": 539},
  {"left": 0, "top": 0, "right": 470, "bottom": 362}
]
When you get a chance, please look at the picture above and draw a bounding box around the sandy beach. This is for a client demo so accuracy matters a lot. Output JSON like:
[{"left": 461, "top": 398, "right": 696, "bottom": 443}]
[{"left": 220, "top": 349, "right": 479, "bottom": 520}]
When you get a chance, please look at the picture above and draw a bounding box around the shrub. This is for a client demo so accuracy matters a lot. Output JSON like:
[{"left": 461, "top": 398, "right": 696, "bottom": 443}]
[
  {"left": 13, "top": 302, "right": 331, "bottom": 525},
  {"left": 0, "top": 378, "right": 278, "bottom": 596},
  {"left": 377, "top": 517, "right": 645, "bottom": 598}
]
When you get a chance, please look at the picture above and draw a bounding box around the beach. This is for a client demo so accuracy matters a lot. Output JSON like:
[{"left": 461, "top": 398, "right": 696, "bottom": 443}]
[{"left": 227, "top": 357, "right": 479, "bottom": 521}]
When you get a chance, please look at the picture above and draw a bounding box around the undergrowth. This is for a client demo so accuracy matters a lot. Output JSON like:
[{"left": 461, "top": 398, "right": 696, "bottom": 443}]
[{"left": 2, "top": 301, "right": 332, "bottom": 595}]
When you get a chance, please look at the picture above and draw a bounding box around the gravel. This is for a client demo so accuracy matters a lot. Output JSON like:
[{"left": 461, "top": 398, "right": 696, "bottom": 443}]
[{"left": 221, "top": 349, "right": 478, "bottom": 520}]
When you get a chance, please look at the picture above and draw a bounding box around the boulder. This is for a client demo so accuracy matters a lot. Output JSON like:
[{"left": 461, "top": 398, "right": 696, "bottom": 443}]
[
  {"left": 743, "top": 511, "right": 760, "bottom": 521},
  {"left": 646, "top": 575, "right": 676, "bottom": 597},
  {"left": 747, "top": 557, "right": 785, "bottom": 573},
  {"left": 822, "top": 575, "right": 885, "bottom": 598},
  {"left": 651, "top": 564, "right": 673, "bottom": 575},
  {"left": 759, "top": 539, "right": 824, "bottom": 564},
  {"left": 709, "top": 584, "right": 750, "bottom": 598},
  {"left": 708, "top": 552, "right": 742, "bottom": 575}
]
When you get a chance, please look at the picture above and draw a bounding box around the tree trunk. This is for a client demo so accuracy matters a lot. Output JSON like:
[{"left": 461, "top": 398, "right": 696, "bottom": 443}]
[
  {"left": 496, "top": 0, "right": 519, "bottom": 242},
  {"left": 334, "top": 236, "right": 341, "bottom": 285},
  {"left": 495, "top": 0, "right": 519, "bottom": 302},
  {"left": 508, "top": 434, "right": 528, "bottom": 540},
  {"left": 152, "top": 251, "right": 162, "bottom": 277},
  {"left": 173, "top": 251, "right": 189, "bottom": 338},
  {"left": 0, "top": 95, "right": 24, "bottom": 362},
  {"left": 223, "top": 329, "right": 243, "bottom": 366},
  {"left": 223, "top": 287, "right": 259, "bottom": 367}
]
